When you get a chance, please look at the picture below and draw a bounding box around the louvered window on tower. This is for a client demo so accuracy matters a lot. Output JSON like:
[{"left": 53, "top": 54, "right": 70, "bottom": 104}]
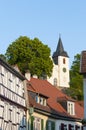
[{"left": 63, "top": 58, "right": 66, "bottom": 64}]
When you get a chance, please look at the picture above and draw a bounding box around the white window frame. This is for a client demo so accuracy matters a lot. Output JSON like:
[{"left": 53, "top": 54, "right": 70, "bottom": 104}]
[
  {"left": 35, "top": 95, "right": 39, "bottom": 103},
  {"left": 4, "top": 102, "right": 8, "bottom": 121},
  {"left": 33, "top": 117, "right": 41, "bottom": 130},
  {"left": 43, "top": 98, "right": 46, "bottom": 106},
  {"left": 67, "top": 101, "right": 75, "bottom": 115}
]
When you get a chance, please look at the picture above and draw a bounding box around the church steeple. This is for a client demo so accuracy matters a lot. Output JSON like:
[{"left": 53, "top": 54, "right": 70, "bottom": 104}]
[
  {"left": 52, "top": 37, "right": 69, "bottom": 65},
  {"left": 47, "top": 36, "right": 70, "bottom": 88}
]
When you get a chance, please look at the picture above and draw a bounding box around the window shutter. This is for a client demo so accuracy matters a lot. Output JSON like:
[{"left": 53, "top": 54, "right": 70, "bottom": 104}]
[
  {"left": 41, "top": 119, "right": 44, "bottom": 130},
  {"left": 81, "top": 126, "right": 83, "bottom": 130},
  {"left": 61, "top": 123, "right": 64, "bottom": 130},
  {"left": 31, "top": 116, "right": 34, "bottom": 130},
  {"left": 46, "top": 120, "right": 55, "bottom": 130},
  {"left": 69, "top": 124, "right": 74, "bottom": 130},
  {"left": 51, "top": 121, "right": 55, "bottom": 130},
  {"left": 46, "top": 120, "right": 48, "bottom": 130},
  {"left": 75, "top": 125, "right": 80, "bottom": 130}
]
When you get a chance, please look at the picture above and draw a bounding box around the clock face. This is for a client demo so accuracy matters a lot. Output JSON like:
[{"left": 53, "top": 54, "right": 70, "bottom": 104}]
[{"left": 63, "top": 67, "right": 66, "bottom": 72}]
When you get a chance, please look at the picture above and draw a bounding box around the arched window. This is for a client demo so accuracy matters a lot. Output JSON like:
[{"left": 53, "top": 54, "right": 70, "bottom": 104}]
[{"left": 53, "top": 78, "right": 57, "bottom": 86}]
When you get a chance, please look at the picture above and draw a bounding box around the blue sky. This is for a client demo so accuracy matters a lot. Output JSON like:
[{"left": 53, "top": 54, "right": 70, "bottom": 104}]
[{"left": 0, "top": 1, "right": 86, "bottom": 67}]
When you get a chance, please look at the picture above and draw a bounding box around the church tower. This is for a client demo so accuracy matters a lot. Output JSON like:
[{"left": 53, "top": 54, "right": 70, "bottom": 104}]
[{"left": 47, "top": 37, "right": 70, "bottom": 89}]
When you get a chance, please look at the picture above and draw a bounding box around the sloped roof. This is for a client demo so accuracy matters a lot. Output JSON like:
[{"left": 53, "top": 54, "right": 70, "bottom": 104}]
[
  {"left": 27, "top": 78, "right": 84, "bottom": 120},
  {"left": 52, "top": 37, "right": 69, "bottom": 65},
  {"left": 0, "top": 58, "right": 26, "bottom": 80}
]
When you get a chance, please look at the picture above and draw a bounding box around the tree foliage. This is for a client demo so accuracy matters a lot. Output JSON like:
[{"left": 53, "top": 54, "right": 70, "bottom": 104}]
[
  {"left": 5, "top": 36, "right": 53, "bottom": 77},
  {"left": 66, "top": 54, "right": 83, "bottom": 100},
  {"left": 0, "top": 54, "right": 6, "bottom": 61}
]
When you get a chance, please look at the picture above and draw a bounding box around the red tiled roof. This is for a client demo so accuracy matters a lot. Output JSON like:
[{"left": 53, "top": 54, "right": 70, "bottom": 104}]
[
  {"left": 75, "top": 101, "right": 84, "bottom": 119},
  {"left": 29, "top": 78, "right": 66, "bottom": 99},
  {"left": 27, "top": 78, "right": 84, "bottom": 120},
  {"left": 77, "top": 101, "right": 84, "bottom": 107}
]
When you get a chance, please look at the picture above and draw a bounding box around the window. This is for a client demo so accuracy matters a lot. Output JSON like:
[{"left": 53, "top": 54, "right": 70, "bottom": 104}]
[
  {"left": 35, "top": 95, "right": 47, "bottom": 106},
  {"left": 33, "top": 117, "right": 41, "bottom": 130},
  {"left": 35, "top": 95, "right": 39, "bottom": 103},
  {"left": 43, "top": 98, "right": 46, "bottom": 106},
  {"left": 0, "top": 100, "right": 4, "bottom": 118},
  {"left": 46, "top": 120, "right": 55, "bottom": 130},
  {"left": 3, "top": 68, "right": 8, "bottom": 87},
  {"left": 40, "top": 97, "right": 43, "bottom": 105},
  {"left": 63, "top": 58, "right": 66, "bottom": 64},
  {"left": 12, "top": 106, "right": 16, "bottom": 124},
  {"left": 31, "top": 116, "right": 44, "bottom": 130},
  {"left": 68, "top": 124, "right": 74, "bottom": 130},
  {"left": 67, "top": 101, "right": 75, "bottom": 115},
  {"left": 60, "top": 123, "right": 67, "bottom": 130},
  {"left": 7, "top": 72, "right": 13, "bottom": 91},
  {"left": 53, "top": 78, "right": 57, "bottom": 86},
  {"left": 9, "top": 104, "right": 13, "bottom": 122},
  {"left": 4, "top": 103, "right": 8, "bottom": 121},
  {"left": 0, "top": 66, "right": 5, "bottom": 84}
]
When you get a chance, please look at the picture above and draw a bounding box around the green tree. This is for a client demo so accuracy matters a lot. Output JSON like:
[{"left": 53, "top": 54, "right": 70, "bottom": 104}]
[
  {"left": 5, "top": 36, "right": 53, "bottom": 77},
  {"left": 0, "top": 54, "right": 6, "bottom": 61},
  {"left": 66, "top": 54, "right": 83, "bottom": 100}
]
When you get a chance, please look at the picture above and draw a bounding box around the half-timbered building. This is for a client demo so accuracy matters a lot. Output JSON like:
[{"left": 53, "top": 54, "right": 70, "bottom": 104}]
[{"left": 0, "top": 58, "right": 27, "bottom": 130}]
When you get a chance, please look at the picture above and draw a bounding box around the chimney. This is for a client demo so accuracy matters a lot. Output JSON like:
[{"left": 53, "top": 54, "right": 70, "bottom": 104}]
[
  {"left": 33, "top": 74, "right": 38, "bottom": 79},
  {"left": 25, "top": 70, "right": 31, "bottom": 81}
]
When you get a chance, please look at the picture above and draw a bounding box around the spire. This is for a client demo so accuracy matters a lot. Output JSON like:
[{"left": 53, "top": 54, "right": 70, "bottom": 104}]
[
  {"left": 52, "top": 36, "right": 69, "bottom": 64},
  {"left": 56, "top": 36, "right": 64, "bottom": 56}
]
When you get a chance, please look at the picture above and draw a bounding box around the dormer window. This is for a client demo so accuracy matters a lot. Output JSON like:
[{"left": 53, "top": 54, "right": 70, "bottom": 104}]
[
  {"left": 35, "top": 95, "right": 39, "bottom": 103},
  {"left": 35, "top": 94, "right": 47, "bottom": 106},
  {"left": 67, "top": 101, "right": 75, "bottom": 115}
]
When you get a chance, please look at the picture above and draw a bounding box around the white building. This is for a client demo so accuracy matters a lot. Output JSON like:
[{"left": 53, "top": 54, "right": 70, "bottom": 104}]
[
  {"left": 47, "top": 37, "right": 70, "bottom": 89},
  {"left": 0, "top": 58, "right": 27, "bottom": 130}
]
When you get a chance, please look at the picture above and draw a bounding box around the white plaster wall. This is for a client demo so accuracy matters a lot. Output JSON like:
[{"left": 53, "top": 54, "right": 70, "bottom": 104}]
[
  {"left": 47, "top": 63, "right": 58, "bottom": 86},
  {"left": 0, "top": 64, "right": 27, "bottom": 130},
  {"left": 0, "top": 99, "right": 26, "bottom": 129},
  {"left": 47, "top": 56, "right": 70, "bottom": 88},
  {"left": 0, "top": 65, "right": 25, "bottom": 106},
  {"left": 58, "top": 56, "right": 70, "bottom": 88}
]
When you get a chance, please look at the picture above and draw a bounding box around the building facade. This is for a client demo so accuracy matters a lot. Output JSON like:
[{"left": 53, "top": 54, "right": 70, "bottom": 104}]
[
  {"left": 0, "top": 58, "right": 27, "bottom": 130},
  {"left": 27, "top": 77, "right": 83, "bottom": 130}
]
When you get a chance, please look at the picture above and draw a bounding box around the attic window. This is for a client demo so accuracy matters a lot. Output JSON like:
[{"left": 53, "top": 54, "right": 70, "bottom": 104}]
[
  {"left": 67, "top": 101, "right": 75, "bottom": 115},
  {"left": 35, "top": 95, "right": 46, "bottom": 106}
]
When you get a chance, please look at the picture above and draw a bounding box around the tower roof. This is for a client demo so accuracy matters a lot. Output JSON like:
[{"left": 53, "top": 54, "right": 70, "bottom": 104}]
[{"left": 52, "top": 37, "right": 69, "bottom": 64}]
